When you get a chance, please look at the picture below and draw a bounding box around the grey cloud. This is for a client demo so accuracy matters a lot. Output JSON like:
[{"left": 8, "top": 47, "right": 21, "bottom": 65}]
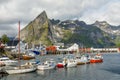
[
  {"left": 0, "top": 0, "right": 120, "bottom": 37},
  {"left": 79, "top": 0, "right": 120, "bottom": 25},
  {"left": 0, "top": 26, "right": 13, "bottom": 30},
  {"left": 0, "top": 0, "right": 11, "bottom": 4},
  {"left": 0, "top": 25, "right": 17, "bottom": 37}
]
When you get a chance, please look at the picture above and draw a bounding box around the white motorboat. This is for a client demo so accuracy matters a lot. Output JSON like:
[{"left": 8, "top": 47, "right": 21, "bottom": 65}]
[
  {"left": 75, "top": 55, "right": 90, "bottom": 65},
  {"left": 63, "top": 58, "right": 77, "bottom": 68},
  {"left": 56, "top": 54, "right": 77, "bottom": 68},
  {"left": 37, "top": 59, "right": 56, "bottom": 70},
  {"left": 5, "top": 62, "right": 37, "bottom": 74},
  {"left": 0, "top": 57, "right": 18, "bottom": 66}
]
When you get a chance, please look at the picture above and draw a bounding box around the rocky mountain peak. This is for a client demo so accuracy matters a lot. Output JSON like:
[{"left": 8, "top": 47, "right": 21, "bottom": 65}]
[
  {"left": 34, "top": 10, "right": 48, "bottom": 24},
  {"left": 20, "top": 10, "right": 54, "bottom": 46},
  {"left": 93, "top": 21, "right": 120, "bottom": 36},
  {"left": 94, "top": 21, "right": 109, "bottom": 27}
]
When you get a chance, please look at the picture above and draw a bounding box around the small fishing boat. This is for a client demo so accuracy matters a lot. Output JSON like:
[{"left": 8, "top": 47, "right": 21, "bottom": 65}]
[
  {"left": 37, "top": 59, "right": 56, "bottom": 70},
  {"left": 22, "top": 50, "right": 36, "bottom": 60},
  {"left": 5, "top": 62, "right": 37, "bottom": 74},
  {"left": 90, "top": 54, "right": 103, "bottom": 63},
  {"left": 57, "top": 54, "right": 77, "bottom": 68},
  {"left": 63, "top": 58, "right": 77, "bottom": 68},
  {"left": 75, "top": 55, "right": 90, "bottom": 65},
  {"left": 0, "top": 57, "right": 18, "bottom": 66},
  {"left": 22, "top": 54, "right": 35, "bottom": 60}
]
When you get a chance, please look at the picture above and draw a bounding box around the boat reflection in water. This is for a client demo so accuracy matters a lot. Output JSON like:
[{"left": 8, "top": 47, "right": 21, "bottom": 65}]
[
  {"left": 1, "top": 72, "right": 38, "bottom": 80},
  {"left": 0, "top": 73, "right": 8, "bottom": 80},
  {"left": 36, "top": 70, "right": 52, "bottom": 76},
  {"left": 1, "top": 74, "right": 26, "bottom": 80}
]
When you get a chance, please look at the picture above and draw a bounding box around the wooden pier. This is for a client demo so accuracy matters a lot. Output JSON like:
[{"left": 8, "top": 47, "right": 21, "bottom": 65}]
[{"left": 79, "top": 48, "right": 120, "bottom": 53}]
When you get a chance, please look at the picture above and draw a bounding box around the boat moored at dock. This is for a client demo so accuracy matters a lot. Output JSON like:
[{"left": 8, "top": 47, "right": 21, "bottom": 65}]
[
  {"left": 90, "top": 54, "right": 103, "bottom": 63},
  {"left": 37, "top": 59, "right": 56, "bottom": 70},
  {"left": 5, "top": 62, "right": 37, "bottom": 74}
]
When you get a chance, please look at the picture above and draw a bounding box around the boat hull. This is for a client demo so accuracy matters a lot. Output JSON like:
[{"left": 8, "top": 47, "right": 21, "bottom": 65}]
[
  {"left": 56, "top": 63, "right": 64, "bottom": 68},
  {"left": 37, "top": 59, "right": 56, "bottom": 70},
  {"left": 66, "top": 62, "right": 76, "bottom": 68},
  {"left": 63, "top": 58, "right": 77, "bottom": 68},
  {"left": 37, "top": 65, "right": 55, "bottom": 70},
  {"left": 76, "top": 59, "right": 90, "bottom": 65},
  {"left": 22, "top": 55, "right": 35, "bottom": 60},
  {"left": 77, "top": 61, "right": 90, "bottom": 65},
  {"left": 90, "top": 59, "right": 103, "bottom": 63},
  {"left": 6, "top": 67, "right": 36, "bottom": 74}
]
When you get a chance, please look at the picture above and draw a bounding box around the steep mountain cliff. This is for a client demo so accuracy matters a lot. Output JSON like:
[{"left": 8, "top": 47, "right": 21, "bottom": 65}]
[
  {"left": 20, "top": 11, "right": 118, "bottom": 47},
  {"left": 20, "top": 11, "right": 55, "bottom": 46}
]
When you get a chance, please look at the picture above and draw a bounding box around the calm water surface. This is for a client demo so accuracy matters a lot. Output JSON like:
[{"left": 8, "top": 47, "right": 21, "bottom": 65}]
[{"left": 1, "top": 53, "right": 120, "bottom": 80}]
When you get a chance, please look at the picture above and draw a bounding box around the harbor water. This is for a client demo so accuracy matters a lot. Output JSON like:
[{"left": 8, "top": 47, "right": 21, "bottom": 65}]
[{"left": 1, "top": 53, "right": 120, "bottom": 80}]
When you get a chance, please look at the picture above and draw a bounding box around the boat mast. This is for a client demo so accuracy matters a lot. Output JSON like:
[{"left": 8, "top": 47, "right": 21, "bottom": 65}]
[{"left": 18, "top": 21, "right": 20, "bottom": 66}]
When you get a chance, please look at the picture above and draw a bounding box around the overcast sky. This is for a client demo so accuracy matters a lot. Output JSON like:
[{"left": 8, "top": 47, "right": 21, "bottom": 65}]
[{"left": 0, "top": 0, "right": 120, "bottom": 37}]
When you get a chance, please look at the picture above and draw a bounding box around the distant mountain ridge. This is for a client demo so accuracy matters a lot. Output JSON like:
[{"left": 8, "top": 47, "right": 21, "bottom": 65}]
[
  {"left": 93, "top": 21, "right": 120, "bottom": 36},
  {"left": 20, "top": 11, "right": 120, "bottom": 47}
]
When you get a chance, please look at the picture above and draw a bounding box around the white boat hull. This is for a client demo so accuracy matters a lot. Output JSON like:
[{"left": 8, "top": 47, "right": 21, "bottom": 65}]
[
  {"left": 6, "top": 67, "right": 36, "bottom": 74},
  {"left": 76, "top": 59, "right": 90, "bottom": 64},
  {"left": 37, "top": 65, "right": 55, "bottom": 70},
  {"left": 66, "top": 62, "right": 77, "bottom": 68},
  {"left": 63, "top": 59, "right": 77, "bottom": 68}
]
